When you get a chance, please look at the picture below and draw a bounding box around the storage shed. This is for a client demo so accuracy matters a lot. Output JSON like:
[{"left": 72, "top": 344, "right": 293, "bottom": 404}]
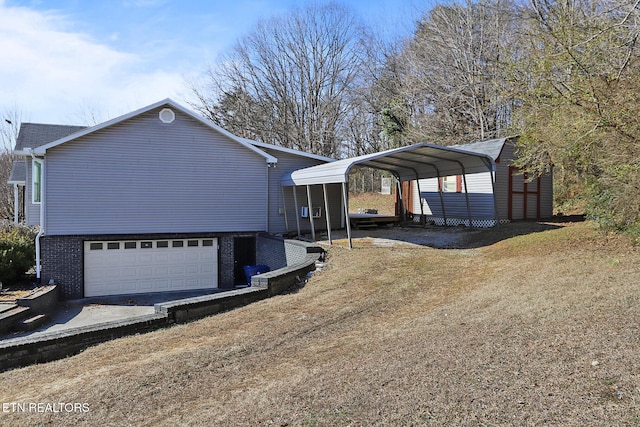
[{"left": 407, "top": 137, "right": 553, "bottom": 227}]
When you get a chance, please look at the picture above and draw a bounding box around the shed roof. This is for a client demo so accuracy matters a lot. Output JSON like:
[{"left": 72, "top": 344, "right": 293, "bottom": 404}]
[
  {"left": 281, "top": 140, "right": 506, "bottom": 187},
  {"left": 451, "top": 137, "right": 514, "bottom": 160}
]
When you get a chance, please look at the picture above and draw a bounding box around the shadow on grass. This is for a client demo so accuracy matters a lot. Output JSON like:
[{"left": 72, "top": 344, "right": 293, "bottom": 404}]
[
  {"left": 329, "top": 215, "right": 587, "bottom": 250},
  {"left": 457, "top": 215, "right": 586, "bottom": 249}
]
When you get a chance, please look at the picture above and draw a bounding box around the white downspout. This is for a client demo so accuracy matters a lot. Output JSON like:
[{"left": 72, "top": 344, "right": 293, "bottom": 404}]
[
  {"left": 28, "top": 148, "right": 44, "bottom": 282},
  {"left": 265, "top": 164, "right": 269, "bottom": 232},
  {"left": 266, "top": 162, "right": 276, "bottom": 233}
]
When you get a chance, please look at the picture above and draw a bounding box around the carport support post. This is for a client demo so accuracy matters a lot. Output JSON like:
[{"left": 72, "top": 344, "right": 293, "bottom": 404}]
[
  {"left": 342, "top": 182, "right": 352, "bottom": 249},
  {"left": 462, "top": 170, "right": 473, "bottom": 227},
  {"left": 306, "top": 185, "right": 316, "bottom": 241},
  {"left": 490, "top": 166, "right": 501, "bottom": 228},
  {"left": 323, "top": 184, "right": 332, "bottom": 245},
  {"left": 293, "top": 186, "right": 301, "bottom": 238},
  {"left": 396, "top": 179, "right": 407, "bottom": 226},
  {"left": 437, "top": 173, "right": 448, "bottom": 226},
  {"left": 414, "top": 175, "right": 426, "bottom": 227},
  {"left": 281, "top": 187, "right": 289, "bottom": 231}
]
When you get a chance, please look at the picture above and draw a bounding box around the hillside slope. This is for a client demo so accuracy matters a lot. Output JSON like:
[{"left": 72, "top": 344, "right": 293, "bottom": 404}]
[{"left": 1, "top": 221, "right": 639, "bottom": 426}]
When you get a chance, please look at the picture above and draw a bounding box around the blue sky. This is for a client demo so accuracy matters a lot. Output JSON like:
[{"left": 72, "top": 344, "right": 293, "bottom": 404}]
[{"left": 1, "top": 0, "right": 426, "bottom": 125}]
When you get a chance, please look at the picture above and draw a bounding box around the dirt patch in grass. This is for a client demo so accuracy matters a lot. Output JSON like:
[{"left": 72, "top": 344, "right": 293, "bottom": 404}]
[{"left": 2, "top": 220, "right": 640, "bottom": 426}]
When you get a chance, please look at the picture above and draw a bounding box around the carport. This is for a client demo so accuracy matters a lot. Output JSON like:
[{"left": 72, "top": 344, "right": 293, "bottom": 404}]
[{"left": 281, "top": 142, "right": 498, "bottom": 248}]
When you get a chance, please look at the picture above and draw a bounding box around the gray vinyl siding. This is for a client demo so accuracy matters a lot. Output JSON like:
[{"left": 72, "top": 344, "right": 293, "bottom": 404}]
[
  {"left": 413, "top": 171, "right": 497, "bottom": 221},
  {"left": 262, "top": 149, "right": 341, "bottom": 234},
  {"left": 280, "top": 182, "right": 343, "bottom": 234},
  {"left": 44, "top": 107, "right": 269, "bottom": 235},
  {"left": 24, "top": 159, "right": 40, "bottom": 226}
]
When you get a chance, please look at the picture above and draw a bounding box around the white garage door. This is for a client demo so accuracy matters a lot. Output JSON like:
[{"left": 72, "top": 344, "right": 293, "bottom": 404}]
[{"left": 84, "top": 238, "right": 218, "bottom": 297}]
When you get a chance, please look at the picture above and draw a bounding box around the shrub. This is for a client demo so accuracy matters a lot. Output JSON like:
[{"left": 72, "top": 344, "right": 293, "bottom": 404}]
[{"left": 0, "top": 221, "right": 37, "bottom": 284}]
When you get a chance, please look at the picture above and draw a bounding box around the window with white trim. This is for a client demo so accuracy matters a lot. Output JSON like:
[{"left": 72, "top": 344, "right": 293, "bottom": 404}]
[{"left": 32, "top": 159, "right": 42, "bottom": 203}]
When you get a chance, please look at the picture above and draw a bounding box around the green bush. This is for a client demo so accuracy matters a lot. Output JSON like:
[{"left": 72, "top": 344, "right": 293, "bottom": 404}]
[{"left": 0, "top": 221, "right": 37, "bottom": 284}]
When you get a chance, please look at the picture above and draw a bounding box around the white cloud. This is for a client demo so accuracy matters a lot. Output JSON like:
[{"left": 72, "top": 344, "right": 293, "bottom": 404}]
[{"left": 0, "top": 1, "right": 187, "bottom": 125}]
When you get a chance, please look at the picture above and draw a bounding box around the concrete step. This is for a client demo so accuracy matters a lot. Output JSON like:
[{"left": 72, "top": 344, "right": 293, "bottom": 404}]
[
  {"left": 0, "top": 306, "right": 31, "bottom": 334},
  {"left": 14, "top": 314, "right": 48, "bottom": 332},
  {"left": 0, "top": 303, "right": 18, "bottom": 314}
]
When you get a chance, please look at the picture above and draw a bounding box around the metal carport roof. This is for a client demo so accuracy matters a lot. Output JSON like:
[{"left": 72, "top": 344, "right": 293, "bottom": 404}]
[
  {"left": 281, "top": 142, "right": 496, "bottom": 186},
  {"left": 280, "top": 141, "right": 502, "bottom": 249}
]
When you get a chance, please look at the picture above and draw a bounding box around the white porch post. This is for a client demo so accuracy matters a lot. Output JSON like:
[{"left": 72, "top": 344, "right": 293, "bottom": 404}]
[{"left": 13, "top": 184, "right": 19, "bottom": 224}]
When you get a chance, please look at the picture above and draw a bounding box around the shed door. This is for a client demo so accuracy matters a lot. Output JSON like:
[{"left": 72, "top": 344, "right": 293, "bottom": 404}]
[
  {"left": 509, "top": 167, "right": 541, "bottom": 220},
  {"left": 84, "top": 238, "right": 218, "bottom": 297}
]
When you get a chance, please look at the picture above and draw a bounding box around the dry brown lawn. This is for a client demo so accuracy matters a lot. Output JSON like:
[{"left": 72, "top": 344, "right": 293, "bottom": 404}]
[
  {"left": 348, "top": 191, "right": 396, "bottom": 215},
  {"left": 2, "top": 220, "right": 640, "bottom": 426}
]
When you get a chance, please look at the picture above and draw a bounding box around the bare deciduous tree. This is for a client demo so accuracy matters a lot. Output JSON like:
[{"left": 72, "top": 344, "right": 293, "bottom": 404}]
[
  {"left": 0, "top": 107, "right": 23, "bottom": 221},
  {"left": 191, "top": 3, "right": 367, "bottom": 158},
  {"left": 401, "top": 0, "right": 518, "bottom": 145}
]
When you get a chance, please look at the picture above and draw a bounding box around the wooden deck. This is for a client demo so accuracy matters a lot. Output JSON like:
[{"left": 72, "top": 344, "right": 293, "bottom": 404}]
[{"left": 349, "top": 213, "right": 400, "bottom": 230}]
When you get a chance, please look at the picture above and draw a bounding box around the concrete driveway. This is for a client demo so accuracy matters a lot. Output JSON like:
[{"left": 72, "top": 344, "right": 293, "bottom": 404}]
[{"left": 3, "top": 289, "right": 222, "bottom": 340}]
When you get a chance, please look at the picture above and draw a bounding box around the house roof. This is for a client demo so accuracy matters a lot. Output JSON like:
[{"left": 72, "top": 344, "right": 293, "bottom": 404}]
[
  {"left": 22, "top": 99, "right": 280, "bottom": 164},
  {"left": 241, "top": 138, "right": 335, "bottom": 163},
  {"left": 281, "top": 140, "right": 501, "bottom": 187},
  {"left": 14, "top": 123, "right": 86, "bottom": 150},
  {"left": 7, "top": 160, "right": 26, "bottom": 185}
]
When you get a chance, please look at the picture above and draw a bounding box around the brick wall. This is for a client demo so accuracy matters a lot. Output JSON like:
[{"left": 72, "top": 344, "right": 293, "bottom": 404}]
[
  {"left": 256, "top": 234, "right": 288, "bottom": 270},
  {"left": 40, "top": 236, "right": 83, "bottom": 300},
  {"left": 218, "top": 235, "right": 235, "bottom": 289}
]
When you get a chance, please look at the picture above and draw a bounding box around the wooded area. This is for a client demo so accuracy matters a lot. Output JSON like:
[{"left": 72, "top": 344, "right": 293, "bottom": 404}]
[{"left": 190, "top": 0, "right": 640, "bottom": 234}]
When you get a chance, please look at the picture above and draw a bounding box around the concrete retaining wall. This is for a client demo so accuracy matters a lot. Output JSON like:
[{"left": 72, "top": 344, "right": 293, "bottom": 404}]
[
  {"left": 0, "top": 314, "right": 170, "bottom": 371},
  {"left": 0, "top": 238, "right": 324, "bottom": 372},
  {"left": 16, "top": 285, "right": 59, "bottom": 314},
  {"left": 156, "top": 287, "right": 268, "bottom": 324}
]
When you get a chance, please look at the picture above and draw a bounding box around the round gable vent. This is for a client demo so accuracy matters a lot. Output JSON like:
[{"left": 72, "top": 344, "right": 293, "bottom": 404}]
[{"left": 159, "top": 108, "right": 175, "bottom": 124}]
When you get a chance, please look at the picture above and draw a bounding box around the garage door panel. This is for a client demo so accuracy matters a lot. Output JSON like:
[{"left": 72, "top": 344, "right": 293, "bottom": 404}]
[
  {"left": 154, "top": 265, "right": 169, "bottom": 276},
  {"left": 155, "top": 253, "right": 170, "bottom": 263},
  {"left": 84, "top": 238, "right": 218, "bottom": 297}
]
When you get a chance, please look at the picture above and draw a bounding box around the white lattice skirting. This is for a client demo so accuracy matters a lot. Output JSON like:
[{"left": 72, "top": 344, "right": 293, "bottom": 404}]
[{"left": 412, "top": 216, "right": 510, "bottom": 228}]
